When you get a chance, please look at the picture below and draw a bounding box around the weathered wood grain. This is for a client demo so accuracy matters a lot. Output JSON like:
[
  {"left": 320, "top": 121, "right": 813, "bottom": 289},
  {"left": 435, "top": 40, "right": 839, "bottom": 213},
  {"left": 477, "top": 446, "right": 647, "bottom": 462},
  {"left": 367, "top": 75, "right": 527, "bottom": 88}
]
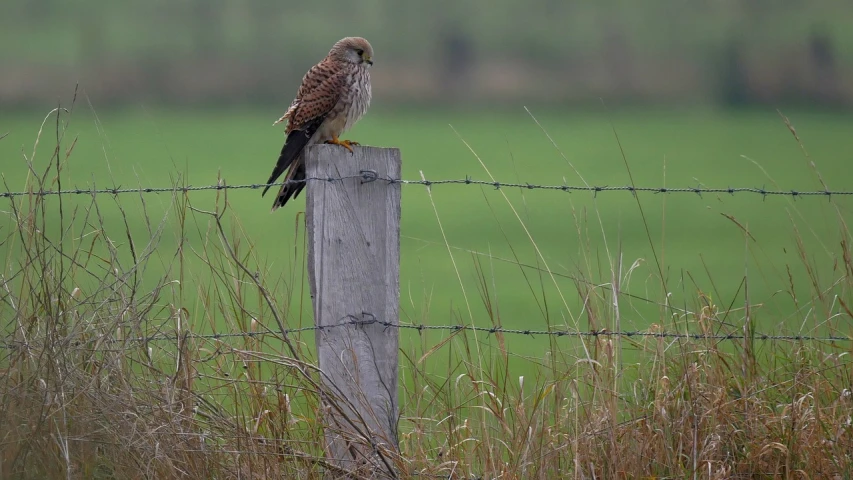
[{"left": 304, "top": 144, "right": 401, "bottom": 474}]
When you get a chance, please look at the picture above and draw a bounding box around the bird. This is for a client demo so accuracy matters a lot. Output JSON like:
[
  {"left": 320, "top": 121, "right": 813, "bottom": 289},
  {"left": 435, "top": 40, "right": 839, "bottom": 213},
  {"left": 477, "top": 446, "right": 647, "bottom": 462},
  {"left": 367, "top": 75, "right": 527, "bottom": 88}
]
[{"left": 262, "top": 37, "right": 374, "bottom": 211}]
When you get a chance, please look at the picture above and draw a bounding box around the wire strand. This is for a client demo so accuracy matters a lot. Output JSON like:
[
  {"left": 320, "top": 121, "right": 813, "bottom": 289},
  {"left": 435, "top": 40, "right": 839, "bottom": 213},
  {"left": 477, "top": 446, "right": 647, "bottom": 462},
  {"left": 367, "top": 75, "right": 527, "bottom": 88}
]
[
  {"left": 2, "top": 319, "right": 849, "bottom": 350},
  {"left": 2, "top": 174, "right": 851, "bottom": 199}
]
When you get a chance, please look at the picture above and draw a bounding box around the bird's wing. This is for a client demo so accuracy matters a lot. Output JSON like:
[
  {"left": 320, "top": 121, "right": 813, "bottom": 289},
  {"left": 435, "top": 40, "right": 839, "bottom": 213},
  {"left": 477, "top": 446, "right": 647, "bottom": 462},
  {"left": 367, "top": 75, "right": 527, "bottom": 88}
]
[
  {"left": 272, "top": 59, "right": 339, "bottom": 127},
  {"left": 285, "top": 64, "right": 348, "bottom": 135},
  {"left": 272, "top": 99, "right": 298, "bottom": 126},
  {"left": 262, "top": 62, "right": 348, "bottom": 202}
]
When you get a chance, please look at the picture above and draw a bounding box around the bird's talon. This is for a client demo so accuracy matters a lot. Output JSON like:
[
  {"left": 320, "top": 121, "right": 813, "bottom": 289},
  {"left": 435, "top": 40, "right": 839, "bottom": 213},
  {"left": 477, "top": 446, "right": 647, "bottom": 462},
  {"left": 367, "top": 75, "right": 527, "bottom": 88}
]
[{"left": 325, "top": 137, "right": 359, "bottom": 154}]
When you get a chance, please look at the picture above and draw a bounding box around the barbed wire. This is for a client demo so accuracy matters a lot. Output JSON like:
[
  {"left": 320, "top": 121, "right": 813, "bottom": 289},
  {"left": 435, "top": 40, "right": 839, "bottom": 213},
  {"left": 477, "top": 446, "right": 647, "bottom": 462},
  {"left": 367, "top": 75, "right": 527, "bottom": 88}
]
[
  {"left": 2, "top": 172, "right": 851, "bottom": 200},
  {"left": 2, "top": 316, "right": 849, "bottom": 351}
]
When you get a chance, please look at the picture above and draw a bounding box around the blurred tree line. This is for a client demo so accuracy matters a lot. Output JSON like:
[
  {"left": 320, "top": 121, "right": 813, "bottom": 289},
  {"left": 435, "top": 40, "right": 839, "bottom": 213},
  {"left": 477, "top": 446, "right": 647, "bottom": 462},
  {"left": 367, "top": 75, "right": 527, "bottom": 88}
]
[{"left": 0, "top": 0, "right": 850, "bottom": 109}]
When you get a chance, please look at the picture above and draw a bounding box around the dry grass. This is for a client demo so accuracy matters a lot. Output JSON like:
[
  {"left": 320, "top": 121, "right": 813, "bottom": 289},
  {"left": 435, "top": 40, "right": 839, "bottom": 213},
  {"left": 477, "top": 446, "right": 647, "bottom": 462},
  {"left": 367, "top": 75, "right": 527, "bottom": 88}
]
[{"left": 1, "top": 109, "right": 852, "bottom": 479}]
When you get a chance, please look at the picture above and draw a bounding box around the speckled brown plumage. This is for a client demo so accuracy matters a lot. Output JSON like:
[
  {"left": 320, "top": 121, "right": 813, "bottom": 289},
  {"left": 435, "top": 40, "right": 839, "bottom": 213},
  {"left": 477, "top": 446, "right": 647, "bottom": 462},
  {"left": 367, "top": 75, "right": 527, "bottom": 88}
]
[{"left": 263, "top": 37, "right": 374, "bottom": 211}]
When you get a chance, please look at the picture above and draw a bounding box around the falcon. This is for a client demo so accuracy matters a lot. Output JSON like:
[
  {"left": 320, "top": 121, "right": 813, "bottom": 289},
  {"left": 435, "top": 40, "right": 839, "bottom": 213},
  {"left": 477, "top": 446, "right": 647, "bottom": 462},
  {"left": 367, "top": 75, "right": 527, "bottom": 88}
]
[{"left": 262, "top": 37, "right": 374, "bottom": 211}]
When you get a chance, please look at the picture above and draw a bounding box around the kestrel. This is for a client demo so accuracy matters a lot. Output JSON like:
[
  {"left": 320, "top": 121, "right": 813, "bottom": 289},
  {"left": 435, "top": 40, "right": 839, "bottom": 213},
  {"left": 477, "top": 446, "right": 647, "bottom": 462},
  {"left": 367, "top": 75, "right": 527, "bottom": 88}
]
[{"left": 262, "top": 37, "right": 374, "bottom": 211}]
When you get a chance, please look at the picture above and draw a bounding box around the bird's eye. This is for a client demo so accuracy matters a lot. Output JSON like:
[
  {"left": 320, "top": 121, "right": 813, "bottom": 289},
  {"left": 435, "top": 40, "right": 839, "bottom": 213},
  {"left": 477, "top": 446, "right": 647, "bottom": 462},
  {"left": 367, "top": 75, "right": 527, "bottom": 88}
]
[{"left": 356, "top": 49, "right": 364, "bottom": 56}]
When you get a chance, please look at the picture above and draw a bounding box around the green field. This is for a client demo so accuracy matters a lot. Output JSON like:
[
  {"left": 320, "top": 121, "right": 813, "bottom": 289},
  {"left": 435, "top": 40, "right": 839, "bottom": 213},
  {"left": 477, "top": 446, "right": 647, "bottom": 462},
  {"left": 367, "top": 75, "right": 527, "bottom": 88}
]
[
  {"left": 2, "top": 106, "right": 852, "bottom": 358},
  {"left": 4, "top": 106, "right": 853, "bottom": 477}
]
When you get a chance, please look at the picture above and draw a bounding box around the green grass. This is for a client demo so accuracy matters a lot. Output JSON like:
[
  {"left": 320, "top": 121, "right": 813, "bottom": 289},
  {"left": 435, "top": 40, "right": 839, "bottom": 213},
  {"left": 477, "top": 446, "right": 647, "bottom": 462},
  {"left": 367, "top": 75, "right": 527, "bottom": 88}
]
[
  {"left": 2, "top": 106, "right": 853, "bottom": 358},
  {"left": 4, "top": 2, "right": 853, "bottom": 64},
  {"left": 3, "top": 106, "right": 853, "bottom": 477}
]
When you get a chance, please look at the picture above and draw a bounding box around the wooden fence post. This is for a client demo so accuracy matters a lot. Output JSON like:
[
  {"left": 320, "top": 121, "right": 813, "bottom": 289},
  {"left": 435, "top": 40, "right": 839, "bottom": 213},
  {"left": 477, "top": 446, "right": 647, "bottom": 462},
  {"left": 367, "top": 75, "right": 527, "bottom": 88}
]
[{"left": 304, "top": 144, "right": 401, "bottom": 474}]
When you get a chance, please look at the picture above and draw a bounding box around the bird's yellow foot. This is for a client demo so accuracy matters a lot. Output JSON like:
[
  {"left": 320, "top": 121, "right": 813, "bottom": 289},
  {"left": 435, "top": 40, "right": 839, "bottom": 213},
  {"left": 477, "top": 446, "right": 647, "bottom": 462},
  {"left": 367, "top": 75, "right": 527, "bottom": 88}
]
[{"left": 325, "top": 136, "right": 360, "bottom": 154}]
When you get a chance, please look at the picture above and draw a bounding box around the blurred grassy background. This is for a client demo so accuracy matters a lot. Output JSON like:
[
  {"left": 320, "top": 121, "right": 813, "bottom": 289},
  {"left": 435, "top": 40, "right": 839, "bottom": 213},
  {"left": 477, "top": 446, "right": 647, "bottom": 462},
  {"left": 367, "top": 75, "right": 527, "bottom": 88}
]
[
  {"left": 1, "top": 1, "right": 852, "bottom": 108},
  {"left": 3, "top": 106, "right": 852, "bottom": 358},
  {"left": 2, "top": 1, "right": 853, "bottom": 354}
]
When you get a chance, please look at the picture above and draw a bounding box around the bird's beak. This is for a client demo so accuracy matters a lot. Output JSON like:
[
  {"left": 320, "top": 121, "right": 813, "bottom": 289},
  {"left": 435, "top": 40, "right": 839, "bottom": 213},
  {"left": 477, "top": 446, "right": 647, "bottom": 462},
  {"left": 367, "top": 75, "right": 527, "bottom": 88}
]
[{"left": 364, "top": 56, "right": 373, "bottom": 65}]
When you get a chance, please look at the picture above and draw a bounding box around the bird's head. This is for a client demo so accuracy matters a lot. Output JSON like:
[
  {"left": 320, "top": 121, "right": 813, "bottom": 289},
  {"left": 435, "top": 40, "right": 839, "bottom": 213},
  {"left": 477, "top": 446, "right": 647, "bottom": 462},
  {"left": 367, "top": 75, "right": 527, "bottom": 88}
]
[{"left": 331, "top": 37, "right": 374, "bottom": 66}]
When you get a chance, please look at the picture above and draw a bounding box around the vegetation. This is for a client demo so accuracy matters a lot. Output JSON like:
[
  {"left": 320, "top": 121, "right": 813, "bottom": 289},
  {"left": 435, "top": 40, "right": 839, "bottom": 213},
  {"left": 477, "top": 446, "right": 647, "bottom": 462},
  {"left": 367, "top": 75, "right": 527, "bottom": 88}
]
[
  {"left": 3, "top": 106, "right": 852, "bottom": 343},
  {"left": 1, "top": 106, "right": 852, "bottom": 477},
  {"left": 2, "top": 1, "right": 853, "bottom": 107}
]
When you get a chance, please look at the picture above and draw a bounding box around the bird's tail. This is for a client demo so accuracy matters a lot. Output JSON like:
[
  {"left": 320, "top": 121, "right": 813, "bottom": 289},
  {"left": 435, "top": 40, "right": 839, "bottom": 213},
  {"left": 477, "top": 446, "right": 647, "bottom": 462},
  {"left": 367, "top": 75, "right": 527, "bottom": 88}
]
[
  {"left": 263, "top": 117, "right": 323, "bottom": 209},
  {"left": 271, "top": 160, "right": 306, "bottom": 212}
]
